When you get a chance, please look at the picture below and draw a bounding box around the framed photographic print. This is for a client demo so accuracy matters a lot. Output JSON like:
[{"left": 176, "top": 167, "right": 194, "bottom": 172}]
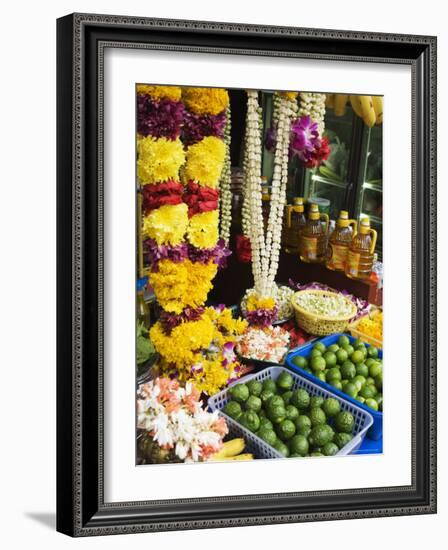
[{"left": 56, "top": 13, "right": 437, "bottom": 537}]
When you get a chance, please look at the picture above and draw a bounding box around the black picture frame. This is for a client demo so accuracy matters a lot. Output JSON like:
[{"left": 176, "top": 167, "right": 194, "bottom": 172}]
[{"left": 56, "top": 13, "right": 437, "bottom": 537}]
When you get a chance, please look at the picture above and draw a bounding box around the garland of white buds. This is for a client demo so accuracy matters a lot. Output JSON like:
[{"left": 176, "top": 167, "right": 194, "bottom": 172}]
[
  {"left": 244, "top": 91, "right": 295, "bottom": 297},
  {"left": 219, "top": 106, "right": 232, "bottom": 245},
  {"left": 298, "top": 92, "right": 327, "bottom": 135}
]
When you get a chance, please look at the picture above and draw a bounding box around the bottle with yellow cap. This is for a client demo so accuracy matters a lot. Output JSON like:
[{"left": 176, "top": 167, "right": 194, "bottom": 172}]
[
  {"left": 299, "top": 203, "right": 329, "bottom": 263},
  {"left": 345, "top": 217, "right": 378, "bottom": 279},
  {"left": 283, "top": 197, "right": 306, "bottom": 254},
  {"left": 326, "top": 210, "right": 357, "bottom": 271}
]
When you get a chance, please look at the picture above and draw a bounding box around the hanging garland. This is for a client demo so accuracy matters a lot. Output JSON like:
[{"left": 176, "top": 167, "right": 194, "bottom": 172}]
[
  {"left": 138, "top": 85, "right": 245, "bottom": 396},
  {"left": 218, "top": 105, "right": 232, "bottom": 245},
  {"left": 243, "top": 90, "right": 296, "bottom": 323}
]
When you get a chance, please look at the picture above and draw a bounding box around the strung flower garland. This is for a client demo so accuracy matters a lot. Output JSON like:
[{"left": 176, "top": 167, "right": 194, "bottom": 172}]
[
  {"left": 298, "top": 92, "right": 327, "bottom": 135},
  {"left": 243, "top": 90, "right": 295, "bottom": 305},
  {"left": 218, "top": 105, "right": 232, "bottom": 245}
]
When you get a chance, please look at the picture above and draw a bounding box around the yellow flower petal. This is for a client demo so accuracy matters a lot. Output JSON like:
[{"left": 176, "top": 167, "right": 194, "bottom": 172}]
[{"left": 137, "top": 136, "right": 185, "bottom": 183}]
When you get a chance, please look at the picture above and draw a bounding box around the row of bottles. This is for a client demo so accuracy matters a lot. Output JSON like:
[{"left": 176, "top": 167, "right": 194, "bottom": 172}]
[{"left": 283, "top": 199, "right": 377, "bottom": 280}]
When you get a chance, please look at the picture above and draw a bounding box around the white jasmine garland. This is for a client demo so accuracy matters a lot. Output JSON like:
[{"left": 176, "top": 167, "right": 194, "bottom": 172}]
[
  {"left": 298, "top": 92, "right": 327, "bottom": 135},
  {"left": 219, "top": 106, "right": 232, "bottom": 245},
  {"left": 243, "top": 91, "right": 295, "bottom": 298}
]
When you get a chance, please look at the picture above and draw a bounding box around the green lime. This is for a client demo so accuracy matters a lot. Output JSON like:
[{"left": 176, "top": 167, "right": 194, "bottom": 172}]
[
  {"left": 268, "top": 405, "right": 286, "bottom": 424},
  {"left": 344, "top": 382, "right": 358, "bottom": 398},
  {"left": 336, "top": 348, "right": 348, "bottom": 364},
  {"left": 343, "top": 344, "right": 355, "bottom": 356},
  {"left": 276, "top": 371, "right": 294, "bottom": 391},
  {"left": 359, "top": 385, "right": 376, "bottom": 399},
  {"left": 330, "top": 380, "right": 342, "bottom": 390},
  {"left": 351, "top": 350, "right": 364, "bottom": 364},
  {"left": 309, "top": 396, "right": 324, "bottom": 408},
  {"left": 352, "top": 375, "right": 366, "bottom": 391},
  {"left": 326, "top": 367, "right": 342, "bottom": 382},
  {"left": 323, "top": 351, "right": 337, "bottom": 367},
  {"left": 328, "top": 344, "right": 340, "bottom": 353},
  {"left": 317, "top": 372, "right": 326, "bottom": 382},
  {"left": 334, "top": 411, "right": 355, "bottom": 433},
  {"left": 322, "top": 442, "right": 339, "bottom": 456},
  {"left": 223, "top": 401, "right": 242, "bottom": 419},
  {"left": 228, "top": 383, "right": 249, "bottom": 403},
  {"left": 309, "top": 407, "right": 327, "bottom": 427},
  {"left": 295, "top": 415, "right": 312, "bottom": 434},
  {"left": 273, "top": 440, "right": 290, "bottom": 457},
  {"left": 289, "top": 434, "right": 309, "bottom": 456},
  {"left": 259, "top": 417, "right": 274, "bottom": 431},
  {"left": 285, "top": 404, "right": 299, "bottom": 422},
  {"left": 365, "top": 398, "right": 379, "bottom": 411},
  {"left": 357, "top": 345, "right": 368, "bottom": 358},
  {"left": 341, "top": 379, "right": 350, "bottom": 390},
  {"left": 262, "top": 379, "right": 277, "bottom": 393},
  {"left": 340, "top": 360, "right": 356, "bottom": 380},
  {"left": 366, "top": 376, "right": 375, "bottom": 385},
  {"left": 310, "top": 451, "right": 324, "bottom": 457},
  {"left": 334, "top": 432, "right": 353, "bottom": 449},
  {"left": 282, "top": 390, "right": 293, "bottom": 405},
  {"left": 322, "top": 397, "right": 341, "bottom": 417},
  {"left": 245, "top": 395, "right": 262, "bottom": 412},
  {"left": 355, "top": 363, "right": 369, "bottom": 377},
  {"left": 338, "top": 335, "right": 350, "bottom": 347},
  {"left": 260, "top": 389, "right": 275, "bottom": 403},
  {"left": 277, "top": 419, "right": 296, "bottom": 440},
  {"left": 367, "top": 346, "right": 379, "bottom": 359},
  {"left": 257, "top": 427, "right": 277, "bottom": 446},
  {"left": 246, "top": 379, "right": 263, "bottom": 397},
  {"left": 313, "top": 342, "right": 327, "bottom": 353},
  {"left": 308, "top": 424, "right": 334, "bottom": 447},
  {"left": 290, "top": 389, "right": 310, "bottom": 410},
  {"left": 310, "top": 348, "right": 323, "bottom": 359},
  {"left": 376, "top": 394, "right": 383, "bottom": 411},
  {"left": 353, "top": 338, "right": 364, "bottom": 348},
  {"left": 369, "top": 362, "right": 382, "bottom": 378},
  {"left": 311, "top": 356, "right": 326, "bottom": 373},
  {"left": 291, "top": 355, "right": 308, "bottom": 369},
  {"left": 267, "top": 395, "right": 284, "bottom": 410},
  {"left": 356, "top": 396, "right": 366, "bottom": 404},
  {"left": 239, "top": 410, "right": 260, "bottom": 432},
  {"left": 365, "top": 358, "right": 376, "bottom": 368}
]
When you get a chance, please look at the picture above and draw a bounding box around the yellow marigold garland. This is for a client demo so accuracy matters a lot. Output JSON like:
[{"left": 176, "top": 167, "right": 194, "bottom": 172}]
[
  {"left": 148, "top": 259, "right": 218, "bottom": 314},
  {"left": 182, "top": 87, "right": 229, "bottom": 116},
  {"left": 137, "top": 136, "right": 186, "bottom": 183},
  {"left": 137, "top": 84, "right": 182, "bottom": 102},
  {"left": 187, "top": 210, "right": 219, "bottom": 249},
  {"left": 183, "top": 136, "right": 225, "bottom": 187},
  {"left": 246, "top": 294, "right": 276, "bottom": 312},
  {"left": 142, "top": 203, "right": 188, "bottom": 246},
  {"left": 150, "top": 317, "right": 215, "bottom": 366}
]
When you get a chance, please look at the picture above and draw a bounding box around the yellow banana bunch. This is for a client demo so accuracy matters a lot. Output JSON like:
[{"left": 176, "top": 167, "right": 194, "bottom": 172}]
[
  {"left": 350, "top": 95, "right": 376, "bottom": 127},
  {"left": 372, "top": 96, "right": 383, "bottom": 124},
  {"left": 210, "top": 438, "right": 254, "bottom": 461},
  {"left": 334, "top": 94, "right": 348, "bottom": 116},
  {"left": 325, "top": 94, "right": 335, "bottom": 108}
]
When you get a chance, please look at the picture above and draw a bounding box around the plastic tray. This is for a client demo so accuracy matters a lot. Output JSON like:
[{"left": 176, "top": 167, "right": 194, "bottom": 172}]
[
  {"left": 285, "top": 333, "right": 383, "bottom": 440},
  {"left": 208, "top": 366, "right": 373, "bottom": 458}
]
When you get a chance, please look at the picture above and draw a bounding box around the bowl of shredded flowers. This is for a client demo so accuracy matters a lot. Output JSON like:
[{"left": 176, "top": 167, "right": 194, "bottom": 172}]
[{"left": 291, "top": 289, "right": 357, "bottom": 336}]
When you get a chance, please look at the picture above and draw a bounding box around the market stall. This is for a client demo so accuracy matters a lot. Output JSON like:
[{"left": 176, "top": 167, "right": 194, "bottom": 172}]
[{"left": 135, "top": 85, "right": 383, "bottom": 464}]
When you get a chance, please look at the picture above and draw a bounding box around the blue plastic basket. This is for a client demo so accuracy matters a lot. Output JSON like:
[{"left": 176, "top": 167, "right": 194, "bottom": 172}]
[
  {"left": 208, "top": 366, "right": 373, "bottom": 457},
  {"left": 285, "top": 333, "right": 383, "bottom": 440}
]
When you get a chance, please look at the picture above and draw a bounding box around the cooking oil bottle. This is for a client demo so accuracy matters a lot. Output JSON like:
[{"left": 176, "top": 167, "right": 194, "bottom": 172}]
[
  {"left": 326, "top": 211, "right": 357, "bottom": 271},
  {"left": 345, "top": 217, "right": 378, "bottom": 279},
  {"left": 283, "top": 197, "right": 306, "bottom": 254},
  {"left": 299, "top": 203, "right": 329, "bottom": 263}
]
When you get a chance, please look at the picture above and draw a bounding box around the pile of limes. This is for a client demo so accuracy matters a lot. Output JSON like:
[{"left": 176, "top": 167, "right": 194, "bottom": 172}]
[
  {"left": 290, "top": 335, "right": 383, "bottom": 412},
  {"left": 222, "top": 371, "right": 356, "bottom": 458}
]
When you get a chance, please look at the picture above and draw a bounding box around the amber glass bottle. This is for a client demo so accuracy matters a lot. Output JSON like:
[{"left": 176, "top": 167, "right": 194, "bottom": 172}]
[
  {"left": 299, "top": 203, "right": 329, "bottom": 263},
  {"left": 326, "top": 211, "right": 357, "bottom": 271},
  {"left": 284, "top": 197, "right": 306, "bottom": 254},
  {"left": 345, "top": 217, "right": 378, "bottom": 279}
]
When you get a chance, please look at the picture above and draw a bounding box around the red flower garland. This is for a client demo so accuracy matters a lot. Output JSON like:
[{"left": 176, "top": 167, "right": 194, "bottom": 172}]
[
  {"left": 142, "top": 180, "right": 184, "bottom": 214},
  {"left": 183, "top": 181, "right": 219, "bottom": 217}
]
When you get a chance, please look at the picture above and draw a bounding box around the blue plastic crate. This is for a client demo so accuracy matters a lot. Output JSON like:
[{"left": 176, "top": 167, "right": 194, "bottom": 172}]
[{"left": 285, "top": 333, "right": 383, "bottom": 440}]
